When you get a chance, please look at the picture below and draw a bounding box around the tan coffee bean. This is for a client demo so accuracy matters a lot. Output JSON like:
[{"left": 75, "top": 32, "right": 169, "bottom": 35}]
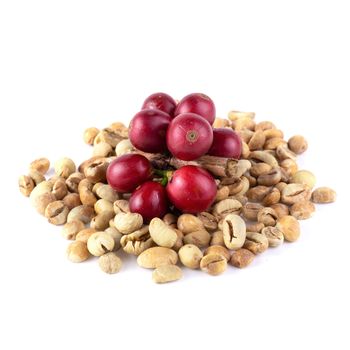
[
  {"left": 246, "top": 186, "right": 271, "bottom": 202},
  {"left": 197, "top": 212, "right": 218, "bottom": 231},
  {"left": 263, "top": 128, "right": 284, "bottom": 140},
  {"left": 243, "top": 232, "right": 269, "bottom": 254},
  {"left": 28, "top": 169, "right": 46, "bottom": 185},
  {"left": 276, "top": 216, "right": 300, "bottom": 242},
  {"left": 163, "top": 213, "right": 178, "bottom": 227},
  {"left": 93, "top": 142, "right": 114, "bottom": 157},
  {"left": 204, "top": 245, "right": 230, "bottom": 261},
  {"left": 120, "top": 226, "right": 152, "bottom": 255},
  {"left": 288, "top": 135, "right": 308, "bottom": 154},
  {"left": 105, "top": 227, "right": 123, "bottom": 251},
  {"left": 270, "top": 203, "right": 289, "bottom": 219},
  {"left": 75, "top": 228, "right": 97, "bottom": 243},
  {"left": 87, "top": 232, "right": 115, "bottom": 256},
  {"left": 51, "top": 178, "right": 68, "bottom": 200},
  {"left": 18, "top": 175, "right": 35, "bottom": 197},
  {"left": 98, "top": 252, "right": 122, "bottom": 274},
  {"left": 245, "top": 172, "right": 257, "bottom": 188},
  {"left": 215, "top": 186, "right": 230, "bottom": 202},
  {"left": 96, "top": 128, "right": 124, "bottom": 148},
  {"left": 255, "top": 120, "right": 275, "bottom": 131},
  {"left": 33, "top": 192, "right": 57, "bottom": 215},
  {"left": 109, "top": 122, "right": 128, "bottom": 134},
  {"left": 67, "top": 205, "right": 95, "bottom": 224},
  {"left": 250, "top": 162, "right": 272, "bottom": 177},
  {"left": 200, "top": 254, "right": 227, "bottom": 276},
  {"left": 213, "top": 198, "right": 242, "bottom": 218},
  {"left": 83, "top": 127, "right": 100, "bottom": 145},
  {"left": 276, "top": 144, "right": 297, "bottom": 161},
  {"left": 90, "top": 211, "right": 115, "bottom": 231},
  {"left": 94, "top": 199, "right": 114, "bottom": 215},
  {"left": 257, "top": 168, "right": 281, "bottom": 186},
  {"left": 114, "top": 212, "right": 143, "bottom": 234},
  {"left": 65, "top": 172, "right": 84, "bottom": 193},
  {"left": 290, "top": 201, "right": 315, "bottom": 220},
  {"left": 95, "top": 184, "right": 119, "bottom": 202},
  {"left": 257, "top": 207, "right": 278, "bottom": 226},
  {"left": 210, "top": 231, "right": 225, "bottom": 246},
  {"left": 149, "top": 218, "right": 178, "bottom": 248},
  {"left": 172, "top": 229, "right": 184, "bottom": 251},
  {"left": 29, "top": 157, "right": 50, "bottom": 175},
  {"left": 115, "top": 139, "right": 134, "bottom": 156},
  {"left": 62, "top": 220, "right": 85, "bottom": 240},
  {"left": 249, "top": 151, "right": 279, "bottom": 168},
  {"left": 177, "top": 214, "right": 204, "bottom": 234},
  {"left": 280, "top": 159, "right": 298, "bottom": 177},
  {"left": 67, "top": 241, "right": 90, "bottom": 263},
  {"left": 281, "top": 183, "right": 311, "bottom": 205},
  {"left": 291, "top": 170, "right": 316, "bottom": 189},
  {"left": 137, "top": 247, "right": 178, "bottom": 269},
  {"left": 213, "top": 117, "right": 230, "bottom": 128},
  {"left": 113, "top": 199, "right": 130, "bottom": 214},
  {"left": 261, "top": 226, "right": 284, "bottom": 247},
  {"left": 238, "top": 129, "right": 253, "bottom": 145},
  {"left": 63, "top": 193, "right": 82, "bottom": 210},
  {"left": 183, "top": 230, "right": 211, "bottom": 248},
  {"left": 261, "top": 187, "right": 281, "bottom": 206},
  {"left": 264, "top": 137, "right": 287, "bottom": 150},
  {"left": 29, "top": 180, "right": 53, "bottom": 205},
  {"left": 222, "top": 214, "right": 246, "bottom": 250},
  {"left": 230, "top": 249, "right": 255, "bottom": 268},
  {"left": 152, "top": 265, "right": 182, "bottom": 284},
  {"left": 241, "top": 141, "right": 250, "bottom": 158},
  {"left": 45, "top": 200, "right": 69, "bottom": 225},
  {"left": 84, "top": 158, "right": 108, "bottom": 183},
  {"left": 248, "top": 130, "right": 266, "bottom": 150},
  {"left": 311, "top": 187, "right": 336, "bottom": 203},
  {"left": 246, "top": 222, "right": 265, "bottom": 233},
  {"left": 242, "top": 203, "right": 264, "bottom": 221},
  {"left": 275, "top": 182, "right": 288, "bottom": 192},
  {"left": 178, "top": 244, "right": 203, "bottom": 269},
  {"left": 54, "top": 158, "right": 76, "bottom": 179}
]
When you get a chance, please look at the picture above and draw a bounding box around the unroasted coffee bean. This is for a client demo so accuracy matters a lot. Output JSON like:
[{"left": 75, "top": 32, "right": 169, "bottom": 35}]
[
  {"left": 149, "top": 218, "right": 178, "bottom": 248},
  {"left": 263, "top": 128, "right": 284, "bottom": 140},
  {"left": 45, "top": 200, "right": 69, "bottom": 225},
  {"left": 19, "top": 175, "right": 35, "bottom": 197},
  {"left": 113, "top": 199, "right": 130, "bottom": 214},
  {"left": 200, "top": 253, "right": 227, "bottom": 276},
  {"left": 276, "top": 216, "right": 300, "bottom": 242},
  {"left": 95, "top": 184, "right": 119, "bottom": 202},
  {"left": 270, "top": 203, "right": 289, "bottom": 219},
  {"left": 247, "top": 185, "right": 271, "bottom": 202},
  {"left": 230, "top": 249, "right": 255, "bottom": 268},
  {"left": 54, "top": 158, "right": 76, "bottom": 179},
  {"left": 33, "top": 192, "right": 57, "bottom": 216},
  {"left": 255, "top": 120, "right": 275, "bottom": 131},
  {"left": 152, "top": 265, "right": 182, "bottom": 283},
  {"left": 250, "top": 162, "right": 272, "bottom": 177},
  {"left": 210, "top": 230, "right": 224, "bottom": 246},
  {"left": 84, "top": 158, "right": 108, "bottom": 183},
  {"left": 83, "top": 127, "right": 100, "bottom": 145},
  {"left": 177, "top": 214, "right": 204, "bottom": 234},
  {"left": 290, "top": 201, "right": 315, "bottom": 220},
  {"left": 90, "top": 211, "right": 115, "bottom": 231},
  {"left": 215, "top": 186, "right": 230, "bottom": 202},
  {"left": 114, "top": 212, "right": 143, "bottom": 234},
  {"left": 94, "top": 199, "right": 114, "bottom": 214},
  {"left": 115, "top": 139, "right": 134, "bottom": 156},
  {"left": 281, "top": 183, "right": 311, "bottom": 205},
  {"left": 280, "top": 158, "right": 298, "bottom": 177},
  {"left": 276, "top": 144, "right": 296, "bottom": 161},
  {"left": 222, "top": 214, "right": 246, "bottom": 250},
  {"left": 30, "top": 157, "right": 50, "bottom": 175},
  {"left": 137, "top": 247, "right": 178, "bottom": 268},
  {"left": 288, "top": 135, "right": 308, "bottom": 154},
  {"left": 257, "top": 168, "right": 281, "bottom": 186},
  {"left": 93, "top": 142, "right": 114, "bottom": 157},
  {"left": 249, "top": 150, "right": 279, "bottom": 168},
  {"left": 66, "top": 172, "right": 85, "bottom": 193},
  {"left": 178, "top": 244, "right": 203, "bottom": 269},
  {"left": 120, "top": 226, "right": 152, "bottom": 255},
  {"left": 257, "top": 207, "right": 278, "bottom": 226},
  {"left": 248, "top": 130, "right": 266, "bottom": 150},
  {"left": 246, "top": 222, "right": 265, "bottom": 233},
  {"left": 311, "top": 187, "right": 336, "bottom": 204},
  {"left": 75, "top": 228, "right": 97, "bottom": 243},
  {"left": 183, "top": 230, "right": 211, "bottom": 248},
  {"left": 197, "top": 212, "right": 218, "bottom": 231},
  {"left": 87, "top": 232, "right": 115, "bottom": 256},
  {"left": 243, "top": 232, "right": 269, "bottom": 254},
  {"left": 261, "top": 226, "right": 284, "bottom": 247},
  {"left": 52, "top": 178, "right": 68, "bottom": 200},
  {"left": 213, "top": 198, "right": 242, "bottom": 218},
  {"left": 242, "top": 203, "right": 264, "bottom": 221},
  {"left": 264, "top": 137, "right": 286, "bottom": 150},
  {"left": 67, "top": 205, "right": 95, "bottom": 224},
  {"left": 63, "top": 193, "right": 82, "bottom": 210},
  {"left": 62, "top": 220, "right": 85, "bottom": 240},
  {"left": 291, "top": 170, "right": 316, "bottom": 189},
  {"left": 204, "top": 245, "right": 230, "bottom": 261},
  {"left": 261, "top": 187, "right": 281, "bottom": 206},
  {"left": 98, "top": 252, "right": 122, "bottom": 274},
  {"left": 28, "top": 169, "right": 46, "bottom": 185},
  {"left": 67, "top": 241, "right": 90, "bottom": 263}
]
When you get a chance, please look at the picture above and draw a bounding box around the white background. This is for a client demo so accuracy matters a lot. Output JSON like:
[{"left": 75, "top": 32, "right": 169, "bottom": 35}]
[{"left": 0, "top": 1, "right": 349, "bottom": 349}]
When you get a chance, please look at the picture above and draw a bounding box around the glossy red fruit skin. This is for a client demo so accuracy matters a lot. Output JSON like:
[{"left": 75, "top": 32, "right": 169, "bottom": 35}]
[
  {"left": 142, "top": 92, "right": 177, "bottom": 117},
  {"left": 129, "top": 109, "right": 172, "bottom": 153},
  {"left": 208, "top": 128, "right": 242, "bottom": 159},
  {"left": 166, "top": 113, "right": 213, "bottom": 161},
  {"left": 174, "top": 93, "right": 216, "bottom": 125},
  {"left": 129, "top": 181, "right": 168, "bottom": 222},
  {"left": 166, "top": 165, "right": 217, "bottom": 214},
  {"left": 106, "top": 154, "right": 152, "bottom": 193}
]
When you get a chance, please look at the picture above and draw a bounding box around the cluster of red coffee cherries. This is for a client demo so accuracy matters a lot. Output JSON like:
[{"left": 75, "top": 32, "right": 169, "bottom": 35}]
[{"left": 106, "top": 93, "right": 242, "bottom": 221}]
